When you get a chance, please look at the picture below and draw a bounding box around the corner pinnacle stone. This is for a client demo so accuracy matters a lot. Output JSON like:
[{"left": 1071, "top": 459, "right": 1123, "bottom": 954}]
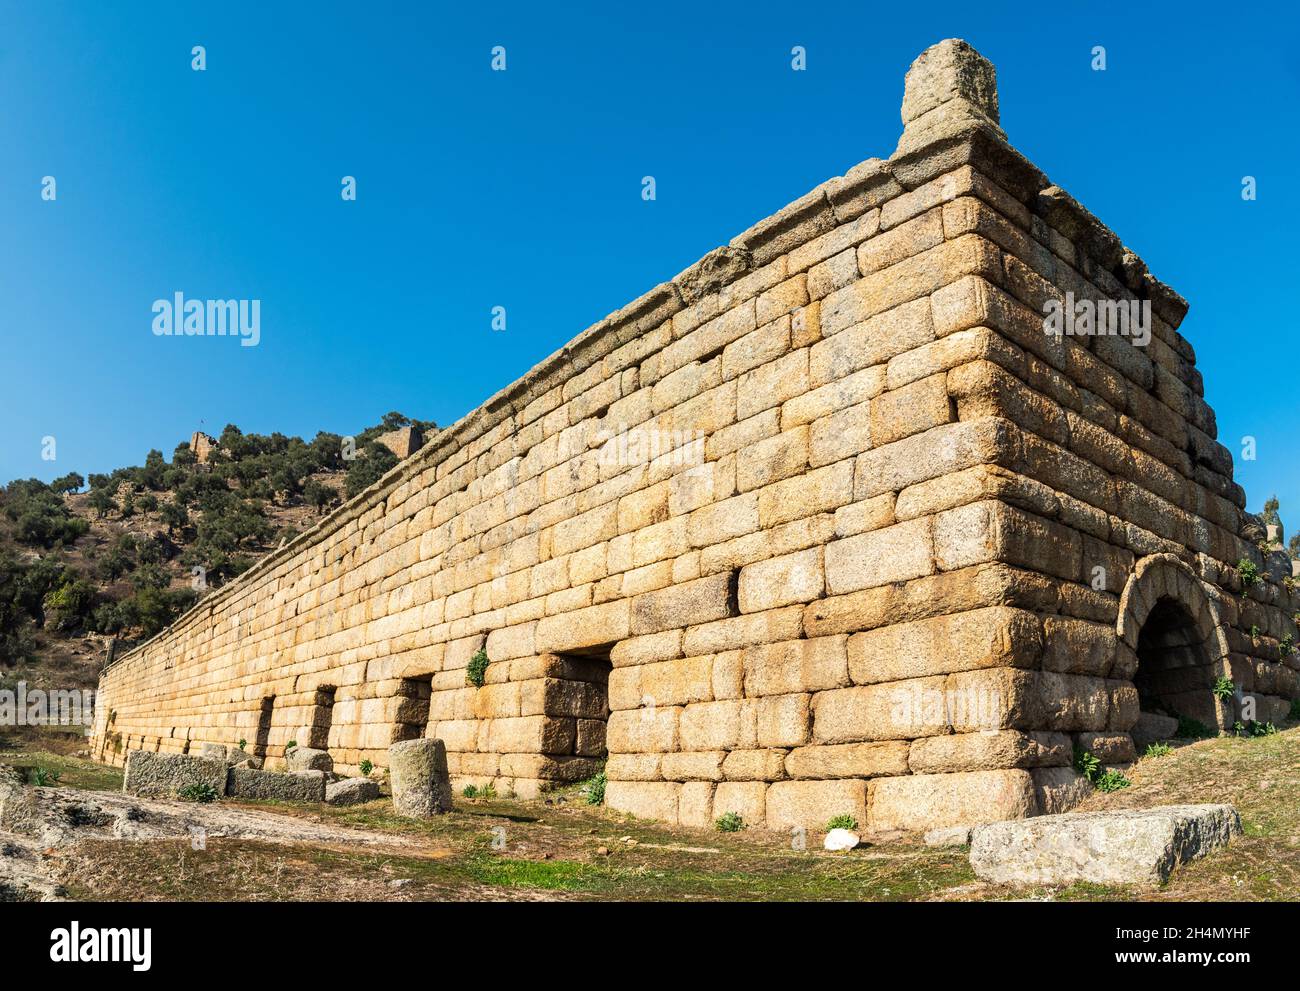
[{"left": 901, "top": 39, "right": 1000, "bottom": 126}]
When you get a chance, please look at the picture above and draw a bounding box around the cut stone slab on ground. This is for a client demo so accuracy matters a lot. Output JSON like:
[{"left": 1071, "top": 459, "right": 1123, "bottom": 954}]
[{"left": 969, "top": 804, "right": 1242, "bottom": 886}]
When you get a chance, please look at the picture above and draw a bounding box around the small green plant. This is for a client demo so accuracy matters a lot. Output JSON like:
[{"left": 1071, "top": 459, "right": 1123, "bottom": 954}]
[
  {"left": 715, "top": 811, "right": 746, "bottom": 833},
  {"left": 359, "top": 759, "right": 374, "bottom": 776},
  {"left": 1144, "top": 741, "right": 1172, "bottom": 758},
  {"left": 466, "top": 647, "right": 490, "bottom": 688},
  {"left": 462, "top": 784, "right": 478, "bottom": 798},
  {"left": 178, "top": 782, "right": 219, "bottom": 803},
  {"left": 1212, "top": 676, "right": 1236, "bottom": 700},
  {"left": 1176, "top": 715, "right": 1213, "bottom": 739},
  {"left": 29, "top": 767, "right": 62, "bottom": 786},
  {"left": 826, "top": 814, "right": 859, "bottom": 831},
  {"left": 1280, "top": 633, "right": 1295, "bottom": 658},
  {"left": 1237, "top": 559, "right": 1261, "bottom": 587},
  {"left": 479, "top": 782, "right": 497, "bottom": 799},
  {"left": 1095, "top": 769, "right": 1131, "bottom": 793},
  {"left": 584, "top": 771, "right": 606, "bottom": 806},
  {"left": 1073, "top": 747, "right": 1101, "bottom": 783},
  {"left": 1237, "top": 720, "right": 1278, "bottom": 738},
  {"left": 286, "top": 739, "right": 298, "bottom": 751},
  {"left": 237, "top": 738, "right": 247, "bottom": 751}
]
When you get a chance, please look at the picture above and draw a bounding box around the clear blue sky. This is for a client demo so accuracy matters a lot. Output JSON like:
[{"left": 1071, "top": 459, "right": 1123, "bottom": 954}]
[{"left": 1, "top": 1, "right": 1296, "bottom": 523}]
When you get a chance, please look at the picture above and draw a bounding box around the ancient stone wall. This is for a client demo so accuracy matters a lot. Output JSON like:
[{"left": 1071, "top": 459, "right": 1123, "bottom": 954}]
[{"left": 93, "top": 40, "right": 1299, "bottom": 832}]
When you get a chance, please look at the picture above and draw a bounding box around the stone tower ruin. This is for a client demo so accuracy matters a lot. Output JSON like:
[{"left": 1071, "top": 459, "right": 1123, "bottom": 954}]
[{"left": 92, "top": 40, "right": 1300, "bottom": 833}]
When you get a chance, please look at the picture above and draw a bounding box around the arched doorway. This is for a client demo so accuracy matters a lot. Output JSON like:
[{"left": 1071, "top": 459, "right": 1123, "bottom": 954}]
[
  {"left": 1116, "top": 554, "right": 1233, "bottom": 733},
  {"left": 1134, "top": 597, "right": 1218, "bottom": 726}
]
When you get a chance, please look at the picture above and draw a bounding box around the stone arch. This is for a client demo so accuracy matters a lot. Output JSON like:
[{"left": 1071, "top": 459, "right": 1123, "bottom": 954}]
[{"left": 1116, "top": 554, "right": 1232, "bottom": 731}]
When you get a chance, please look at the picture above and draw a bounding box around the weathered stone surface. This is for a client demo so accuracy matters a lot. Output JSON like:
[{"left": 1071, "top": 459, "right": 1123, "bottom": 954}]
[
  {"left": 970, "top": 805, "right": 1243, "bottom": 885},
  {"left": 88, "top": 38, "right": 1297, "bottom": 838},
  {"left": 227, "top": 767, "right": 327, "bottom": 803},
  {"left": 123, "top": 751, "right": 228, "bottom": 799},
  {"left": 766, "top": 779, "right": 867, "bottom": 832},
  {"left": 924, "top": 825, "right": 973, "bottom": 847},
  {"left": 388, "top": 739, "right": 453, "bottom": 818},
  {"left": 870, "top": 770, "right": 1037, "bottom": 831},
  {"left": 325, "top": 777, "right": 382, "bottom": 806},
  {"left": 286, "top": 747, "right": 333, "bottom": 774},
  {"left": 1130, "top": 712, "right": 1179, "bottom": 751}
]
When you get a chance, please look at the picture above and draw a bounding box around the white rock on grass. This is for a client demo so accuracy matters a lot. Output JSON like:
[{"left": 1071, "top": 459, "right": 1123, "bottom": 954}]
[
  {"left": 823, "top": 828, "right": 861, "bottom": 851},
  {"left": 970, "top": 804, "right": 1242, "bottom": 885}
]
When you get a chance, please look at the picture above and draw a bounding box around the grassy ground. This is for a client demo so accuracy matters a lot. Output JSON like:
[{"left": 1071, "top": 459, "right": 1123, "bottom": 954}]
[
  {"left": 0, "top": 725, "right": 122, "bottom": 790},
  {"left": 8, "top": 723, "right": 1300, "bottom": 901}
]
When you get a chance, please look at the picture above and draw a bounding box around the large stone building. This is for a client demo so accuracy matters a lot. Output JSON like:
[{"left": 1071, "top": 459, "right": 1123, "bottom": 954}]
[{"left": 92, "top": 41, "right": 1299, "bottom": 832}]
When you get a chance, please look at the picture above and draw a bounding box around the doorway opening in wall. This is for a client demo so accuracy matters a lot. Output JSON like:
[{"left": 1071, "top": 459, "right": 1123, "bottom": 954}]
[
  {"left": 393, "top": 674, "right": 432, "bottom": 742},
  {"left": 308, "top": 686, "right": 336, "bottom": 750},
  {"left": 255, "top": 696, "right": 275, "bottom": 757},
  {"left": 556, "top": 647, "right": 613, "bottom": 771},
  {"left": 1135, "top": 597, "right": 1218, "bottom": 728}
]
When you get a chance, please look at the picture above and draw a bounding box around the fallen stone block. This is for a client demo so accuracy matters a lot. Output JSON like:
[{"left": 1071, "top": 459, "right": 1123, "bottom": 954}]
[
  {"left": 226, "top": 767, "right": 326, "bottom": 803},
  {"left": 970, "top": 804, "right": 1242, "bottom": 885},
  {"left": 1130, "top": 712, "right": 1178, "bottom": 751},
  {"left": 287, "top": 747, "right": 333, "bottom": 774},
  {"left": 326, "top": 777, "right": 381, "bottom": 806},
  {"left": 389, "top": 739, "right": 453, "bottom": 818},
  {"left": 924, "top": 825, "right": 973, "bottom": 847},
  {"left": 200, "top": 743, "right": 260, "bottom": 766},
  {"left": 122, "top": 751, "right": 229, "bottom": 800}
]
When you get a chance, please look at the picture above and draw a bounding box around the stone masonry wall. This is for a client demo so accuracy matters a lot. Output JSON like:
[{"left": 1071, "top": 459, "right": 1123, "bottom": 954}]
[{"left": 93, "top": 40, "right": 1299, "bottom": 833}]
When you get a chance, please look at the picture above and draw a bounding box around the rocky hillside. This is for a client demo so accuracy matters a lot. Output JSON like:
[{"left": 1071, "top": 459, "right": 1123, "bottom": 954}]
[{"left": 0, "top": 413, "right": 435, "bottom": 691}]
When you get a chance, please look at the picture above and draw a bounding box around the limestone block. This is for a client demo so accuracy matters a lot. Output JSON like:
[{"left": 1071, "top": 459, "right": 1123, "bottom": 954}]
[
  {"left": 901, "top": 39, "right": 1000, "bottom": 126},
  {"left": 606, "top": 780, "right": 679, "bottom": 824},
  {"left": 810, "top": 297, "right": 933, "bottom": 385},
  {"left": 721, "top": 748, "right": 789, "bottom": 781},
  {"left": 783, "top": 741, "right": 910, "bottom": 779},
  {"left": 847, "top": 606, "right": 1042, "bottom": 684},
  {"left": 809, "top": 401, "right": 874, "bottom": 467},
  {"left": 711, "top": 781, "right": 767, "bottom": 827},
  {"left": 852, "top": 418, "right": 1015, "bottom": 501},
  {"left": 681, "top": 605, "right": 804, "bottom": 656},
  {"left": 122, "top": 751, "right": 228, "bottom": 799},
  {"left": 678, "top": 781, "right": 717, "bottom": 827},
  {"left": 812, "top": 677, "right": 949, "bottom": 743},
  {"left": 660, "top": 751, "right": 726, "bottom": 782},
  {"left": 870, "top": 769, "right": 1036, "bottom": 831},
  {"left": 325, "top": 777, "right": 381, "bottom": 806},
  {"left": 737, "top": 427, "right": 809, "bottom": 492},
  {"left": 756, "top": 693, "right": 812, "bottom": 748},
  {"left": 757, "top": 461, "right": 854, "bottom": 529},
  {"left": 608, "top": 707, "right": 680, "bottom": 752},
  {"left": 766, "top": 779, "right": 868, "bottom": 832},
  {"left": 678, "top": 700, "right": 742, "bottom": 751},
  {"left": 970, "top": 805, "right": 1242, "bottom": 885},
  {"left": 1031, "top": 766, "right": 1093, "bottom": 816},
  {"left": 869, "top": 374, "right": 952, "bottom": 447},
  {"left": 824, "top": 517, "right": 934, "bottom": 595},
  {"left": 630, "top": 572, "right": 734, "bottom": 636},
  {"left": 388, "top": 738, "right": 453, "bottom": 817},
  {"left": 742, "top": 636, "right": 849, "bottom": 697},
  {"left": 535, "top": 600, "right": 630, "bottom": 654},
  {"left": 227, "top": 767, "right": 327, "bottom": 803},
  {"left": 738, "top": 548, "right": 823, "bottom": 612},
  {"left": 908, "top": 730, "right": 1053, "bottom": 774},
  {"left": 286, "top": 747, "right": 333, "bottom": 773}
]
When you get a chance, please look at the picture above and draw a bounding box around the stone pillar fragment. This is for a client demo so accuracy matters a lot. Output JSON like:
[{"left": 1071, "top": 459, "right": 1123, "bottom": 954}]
[{"left": 388, "top": 738, "right": 453, "bottom": 817}]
